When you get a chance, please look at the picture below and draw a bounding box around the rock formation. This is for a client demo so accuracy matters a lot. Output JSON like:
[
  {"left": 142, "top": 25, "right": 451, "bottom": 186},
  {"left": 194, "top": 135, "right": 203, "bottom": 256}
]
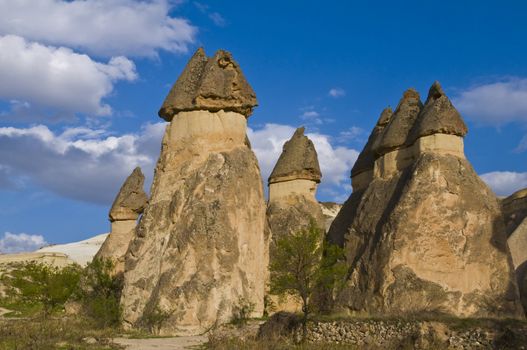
[
  {"left": 266, "top": 127, "right": 324, "bottom": 312},
  {"left": 267, "top": 127, "right": 324, "bottom": 237},
  {"left": 328, "top": 82, "right": 524, "bottom": 318},
  {"left": 95, "top": 167, "right": 148, "bottom": 274},
  {"left": 120, "top": 48, "right": 268, "bottom": 335},
  {"left": 319, "top": 202, "right": 342, "bottom": 232},
  {"left": 502, "top": 189, "right": 527, "bottom": 313}
]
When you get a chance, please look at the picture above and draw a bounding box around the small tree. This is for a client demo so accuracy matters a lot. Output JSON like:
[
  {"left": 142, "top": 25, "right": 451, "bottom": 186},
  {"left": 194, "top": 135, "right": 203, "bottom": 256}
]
[
  {"left": 269, "top": 221, "right": 346, "bottom": 341},
  {"left": 77, "top": 258, "right": 123, "bottom": 328}
]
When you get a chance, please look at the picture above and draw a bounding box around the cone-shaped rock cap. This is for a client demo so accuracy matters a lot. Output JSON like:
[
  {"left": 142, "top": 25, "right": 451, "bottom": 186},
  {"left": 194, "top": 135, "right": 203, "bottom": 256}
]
[
  {"left": 372, "top": 89, "right": 423, "bottom": 156},
  {"left": 408, "top": 81, "right": 468, "bottom": 144},
  {"left": 158, "top": 48, "right": 258, "bottom": 121},
  {"left": 351, "top": 107, "right": 393, "bottom": 177},
  {"left": 269, "top": 127, "right": 322, "bottom": 184},
  {"left": 109, "top": 167, "right": 148, "bottom": 221}
]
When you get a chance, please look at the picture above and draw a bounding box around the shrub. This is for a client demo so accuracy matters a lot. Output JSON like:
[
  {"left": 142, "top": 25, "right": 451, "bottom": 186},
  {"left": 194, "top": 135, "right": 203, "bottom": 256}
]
[
  {"left": 141, "top": 304, "right": 172, "bottom": 335},
  {"left": 231, "top": 296, "right": 256, "bottom": 326},
  {"left": 76, "top": 258, "right": 123, "bottom": 328},
  {"left": 1, "top": 261, "right": 82, "bottom": 316}
]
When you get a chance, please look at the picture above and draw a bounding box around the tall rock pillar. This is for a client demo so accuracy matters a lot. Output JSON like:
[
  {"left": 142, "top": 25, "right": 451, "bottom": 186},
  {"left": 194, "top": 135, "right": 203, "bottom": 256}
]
[
  {"left": 120, "top": 48, "right": 268, "bottom": 335},
  {"left": 267, "top": 127, "right": 324, "bottom": 236},
  {"left": 95, "top": 167, "right": 147, "bottom": 273},
  {"left": 328, "top": 82, "right": 524, "bottom": 319}
]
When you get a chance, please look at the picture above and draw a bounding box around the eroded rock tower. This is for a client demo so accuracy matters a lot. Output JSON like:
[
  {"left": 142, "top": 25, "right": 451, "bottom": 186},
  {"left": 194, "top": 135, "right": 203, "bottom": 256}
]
[
  {"left": 120, "top": 48, "right": 268, "bottom": 335},
  {"left": 95, "top": 167, "right": 148, "bottom": 273},
  {"left": 328, "top": 82, "right": 524, "bottom": 318}
]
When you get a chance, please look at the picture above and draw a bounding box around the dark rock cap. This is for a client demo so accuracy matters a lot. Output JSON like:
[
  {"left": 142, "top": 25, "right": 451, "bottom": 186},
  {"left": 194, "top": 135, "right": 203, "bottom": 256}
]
[
  {"left": 351, "top": 107, "right": 393, "bottom": 177},
  {"left": 269, "top": 127, "right": 322, "bottom": 184},
  {"left": 372, "top": 89, "right": 423, "bottom": 156},
  {"left": 408, "top": 81, "right": 468, "bottom": 144},
  {"left": 109, "top": 167, "right": 148, "bottom": 221},
  {"left": 158, "top": 48, "right": 258, "bottom": 121}
]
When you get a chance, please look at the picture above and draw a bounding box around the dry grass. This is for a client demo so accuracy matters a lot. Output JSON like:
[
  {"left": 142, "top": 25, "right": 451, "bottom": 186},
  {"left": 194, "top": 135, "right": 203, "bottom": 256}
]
[{"left": 0, "top": 317, "right": 123, "bottom": 350}]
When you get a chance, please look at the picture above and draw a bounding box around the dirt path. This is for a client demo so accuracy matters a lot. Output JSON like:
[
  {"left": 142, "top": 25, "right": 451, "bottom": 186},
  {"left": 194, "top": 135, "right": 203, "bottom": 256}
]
[{"left": 113, "top": 335, "right": 208, "bottom": 350}]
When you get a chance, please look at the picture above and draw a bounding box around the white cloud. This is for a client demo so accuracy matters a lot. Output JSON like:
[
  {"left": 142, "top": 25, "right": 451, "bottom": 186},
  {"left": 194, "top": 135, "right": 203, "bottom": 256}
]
[
  {"left": 0, "top": 122, "right": 166, "bottom": 204},
  {"left": 480, "top": 171, "right": 527, "bottom": 197},
  {"left": 247, "top": 123, "right": 359, "bottom": 200},
  {"left": 453, "top": 78, "right": 527, "bottom": 125},
  {"left": 0, "top": 0, "right": 197, "bottom": 57},
  {"left": 209, "top": 12, "right": 227, "bottom": 27},
  {"left": 0, "top": 35, "right": 137, "bottom": 120},
  {"left": 328, "top": 88, "right": 346, "bottom": 98},
  {"left": 0, "top": 232, "right": 47, "bottom": 254},
  {"left": 338, "top": 126, "right": 365, "bottom": 143}
]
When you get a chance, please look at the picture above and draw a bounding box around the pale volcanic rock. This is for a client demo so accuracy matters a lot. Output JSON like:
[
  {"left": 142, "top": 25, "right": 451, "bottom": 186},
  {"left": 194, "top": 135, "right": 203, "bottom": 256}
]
[
  {"left": 108, "top": 167, "right": 148, "bottom": 222},
  {"left": 269, "top": 127, "right": 322, "bottom": 186},
  {"left": 351, "top": 107, "right": 393, "bottom": 191},
  {"left": 158, "top": 48, "right": 257, "bottom": 121},
  {"left": 328, "top": 82, "right": 524, "bottom": 319},
  {"left": 120, "top": 49, "right": 267, "bottom": 336},
  {"left": 96, "top": 167, "right": 147, "bottom": 273},
  {"left": 267, "top": 127, "right": 324, "bottom": 313},
  {"left": 502, "top": 189, "right": 527, "bottom": 314}
]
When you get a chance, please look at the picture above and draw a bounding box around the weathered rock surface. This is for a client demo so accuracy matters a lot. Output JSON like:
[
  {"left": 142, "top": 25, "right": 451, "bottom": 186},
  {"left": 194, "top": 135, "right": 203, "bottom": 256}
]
[
  {"left": 120, "top": 49, "right": 267, "bottom": 336},
  {"left": 319, "top": 202, "right": 342, "bottom": 232},
  {"left": 97, "top": 167, "right": 147, "bottom": 273},
  {"left": 267, "top": 127, "right": 324, "bottom": 313},
  {"left": 269, "top": 127, "right": 321, "bottom": 185},
  {"left": 158, "top": 48, "right": 257, "bottom": 121},
  {"left": 502, "top": 188, "right": 527, "bottom": 314},
  {"left": 267, "top": 127, "right": 324, "bottom": 238},
  {"left": 108, "top": 167, "right": 148, "bottom": 222},
  {"left": 328, "top": 82, "right": 524, "bottom": 318}
]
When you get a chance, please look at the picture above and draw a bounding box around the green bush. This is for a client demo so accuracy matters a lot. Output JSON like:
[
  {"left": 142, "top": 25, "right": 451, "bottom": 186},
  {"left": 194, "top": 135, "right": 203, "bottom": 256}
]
[
  {"left": 1, "top": 262, "right": 82, "bottom": 316},
  {"left": 141, "top": 305, "right": 172, "bottom": 335},
  {"left": 77, "top": 258, "right": 123, "bottom": 328}
]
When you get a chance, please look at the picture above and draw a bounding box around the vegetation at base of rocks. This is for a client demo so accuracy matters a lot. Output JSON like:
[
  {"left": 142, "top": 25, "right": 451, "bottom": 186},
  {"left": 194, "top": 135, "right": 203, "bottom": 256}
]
[
  {"left": 0, "top": 258, "right": 122, "bottom": 328},
  {"left": 77, "top": 258, "right": 123, "bottom": 328},
  {"left": 0, "top": 317, "right": 123, "bottom": 350},
  {"left": 231, "top": 296, "right": 256, "bottom": 326},
  {"left": 140, "top": 305, "right": 172, "bottom": 335},
  {"left": 269, "top": 220, "right": 347, "bottom": 341},
  {"left": 0, "top": 262, "right": 82, "bottom": 317}
]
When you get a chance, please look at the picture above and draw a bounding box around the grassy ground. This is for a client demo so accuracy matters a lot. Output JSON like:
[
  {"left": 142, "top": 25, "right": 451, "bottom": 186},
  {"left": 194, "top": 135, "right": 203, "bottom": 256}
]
[{"left": 0, "top": 317, "right": 123, "bottom": 350}]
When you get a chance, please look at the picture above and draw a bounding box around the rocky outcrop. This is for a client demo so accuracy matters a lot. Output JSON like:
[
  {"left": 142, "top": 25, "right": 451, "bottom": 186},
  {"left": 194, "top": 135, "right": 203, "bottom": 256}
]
[
  {"left": 319, "top": 202, "right": 342, "bottom": 232},
  {"left": 328, "top": 82, "right": 523, "bottom": 318},
  {"left": 158, "top": 48, "right": 257, "bottom": 121},
  {"left": 95, "top": 167, "right": 148, "bottom": 274},
  {"left": 120, "top": 48, "right": 268, "bottom": 336},
  {"left": 502, "top": 189, "right": 527, "bottom": 314},
  {"left": 267, "top": 127, "right": 324, "bottom": 312}
]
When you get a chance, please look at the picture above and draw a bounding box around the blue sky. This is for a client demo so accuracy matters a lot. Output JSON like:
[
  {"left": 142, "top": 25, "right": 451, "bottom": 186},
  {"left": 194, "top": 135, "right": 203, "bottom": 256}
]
[{"left": 1, "top": 0, "right": 527, "bottom": 251}]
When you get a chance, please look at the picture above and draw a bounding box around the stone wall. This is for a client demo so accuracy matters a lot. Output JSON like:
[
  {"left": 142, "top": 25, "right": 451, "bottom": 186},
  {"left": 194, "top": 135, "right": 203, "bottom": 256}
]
[{"left": 287, "top": 319, "right": 527, "bottom": 349}]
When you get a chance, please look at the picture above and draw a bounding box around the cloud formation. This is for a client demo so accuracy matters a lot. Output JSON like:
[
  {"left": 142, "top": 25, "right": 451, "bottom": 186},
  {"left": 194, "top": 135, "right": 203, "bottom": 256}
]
[
  {"left": 0, "top": 0, "right": 197, "bottom": 57},
  {"left": 328, "top": 88, "right": 346, "bottom": 98},
  {"left": 0, "top": 232, "right": 47, "bottom": 253},
  {"left": 0, "top": 122, "right": 358, "bottom": 205},
  {"left": 0, "top": 122, "right": 166, "bottom": 204},
  {"left": 0, "top": 35, "right": 137, "bottom": 120},
  {"left": 480, "top": 171, "right": 527, "bottom": 197},
  {"left": 454, "top": 78, "right": 527, "bottom": 125}
]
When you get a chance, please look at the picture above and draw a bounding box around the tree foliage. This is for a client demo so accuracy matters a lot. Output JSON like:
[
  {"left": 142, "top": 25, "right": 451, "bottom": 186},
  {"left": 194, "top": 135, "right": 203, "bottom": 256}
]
[{"left": 269, "top": 221, "right": 347, "bottom": 341}]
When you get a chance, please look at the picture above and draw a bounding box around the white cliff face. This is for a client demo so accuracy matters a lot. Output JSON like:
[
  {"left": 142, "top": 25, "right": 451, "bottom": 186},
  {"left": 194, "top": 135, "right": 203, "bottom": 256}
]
[{"left": 120, "top": 109, "right": 268, "bottom": 336}]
